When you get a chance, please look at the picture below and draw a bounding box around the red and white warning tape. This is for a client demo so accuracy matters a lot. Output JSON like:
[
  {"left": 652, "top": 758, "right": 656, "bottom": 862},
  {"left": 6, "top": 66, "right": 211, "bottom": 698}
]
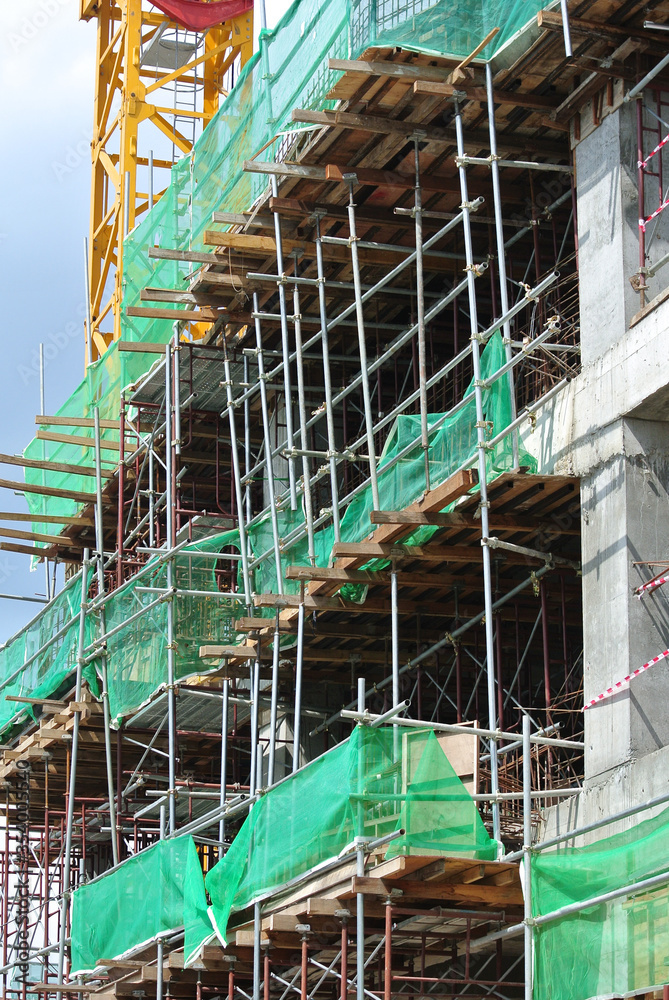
[
  {"left": 635, "top": 574, "right": 669, "bottom": 598},
  {"left": 582, "top": 647, "right": 669, "bottom": 711},
  {"left": 640, "top": 131, "right": 669, "bottom": 170},
  {"left": 640, "top": 197, "right": 669, "bottom": 232}
]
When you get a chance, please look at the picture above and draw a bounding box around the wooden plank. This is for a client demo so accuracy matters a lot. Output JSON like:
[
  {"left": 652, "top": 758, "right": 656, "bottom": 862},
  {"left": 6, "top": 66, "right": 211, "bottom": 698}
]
[
  {"left": 329, "top": 542, "right": 493, "bottom": 563},
  {"left": 6, "top": 696, "right": 67, "bottom": 707},
  {"left": 36, "top": 415, "right": 118, "bottom": 430},
  {"left": 307, "top": 116, "right": 565, "bottom": 158},
  {"left": 537, "top": 8, "right": 663, "bottom": 45},
  {"left": 191, "top": 271, "right": 253, "bottom": 289},
  {"left": 126, "top": 305, "right": 250, "bottom": 323},
  {"left": 203, "top": 231, "right": 281, "bottom": 254},
  {"left": 204, "top": 228, "right": 454, "bottom": 271},
  {"left": 36, "top": 429, "right": 120, "bottom": 453},
  {"left": 0, "top": 477, "right": 97, "bottom": 504},
  {"left": 0, "top": 510, "right": 95, "bottom": 526},
  {"left": 148, "top": 247, "right": 221, "bottom": 265},
  {"left": 199, "top": 644, "right": 258, "bottom": 660},
  {"left": 350, "top": 875, "right": 522, "bottom": 906},
  {"left": 242, "top": 160, "right": 327, "bottom": 181},
  {"left": 0, "top": 452, "right": 112, "bottom": 479},
  {"left": 305, "top": 469, "right": 478, "bottom": 602},
  {"left": 292, "top": 108, "right": 455, "bottom": 142},
  {"left": 140, "top": 288, "right": 227, "bottom": 306},
  {"left": 323, "top": 163, "right": 457, "bottom": 193},
  {"left": 329, "top": 57, "right": 459, "bottom": 83},
  {"left": 0, "top": 542, "right": 49, "bottom": 558},
  {"left": 118, "top": 341, "right": 170, "bottom": 354},
  {"left": 211, "top": 210, "right": 275, "bottom": 227},
  {"left": 286, "top": 565, "right": 464, "bottom": 586},
  {"left": 412, "top": 79, "right": 558, "bottom": 110},
  {"left": 369, "top": 510, "right": 580, "bottom": 534},
  {"left": 252, "top": 594, "right": 468, "bottom": 615},
  {"left": 0, "top": 525, "right": 86, "bottom": 547}
]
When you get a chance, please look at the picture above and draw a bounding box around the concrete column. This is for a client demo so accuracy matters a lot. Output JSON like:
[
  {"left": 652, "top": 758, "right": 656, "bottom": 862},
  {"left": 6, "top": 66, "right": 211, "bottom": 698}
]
[
  {"left": 576, "top": 101, "right": 669, "bottom": 365},
  {"left": 582, "top": 417, "right": 669, "bottom": 783}
]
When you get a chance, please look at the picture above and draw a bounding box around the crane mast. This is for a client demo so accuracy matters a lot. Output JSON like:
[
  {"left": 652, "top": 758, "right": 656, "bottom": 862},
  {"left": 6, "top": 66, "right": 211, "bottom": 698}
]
[{"left": 79, "top": 0, "right": 253, "bottom": 363}]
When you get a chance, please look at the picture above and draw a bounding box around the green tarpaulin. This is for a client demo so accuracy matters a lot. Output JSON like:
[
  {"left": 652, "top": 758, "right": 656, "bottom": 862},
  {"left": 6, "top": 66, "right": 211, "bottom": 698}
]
[
  {"left": 71, "top": 835, "right": 213, "bottom": 974},
  {"left": 532, "top": 805, "right": 669, "bottom": 1000},
  {"left": 206, "top": 725, "right": 497, "bottom": 945}
]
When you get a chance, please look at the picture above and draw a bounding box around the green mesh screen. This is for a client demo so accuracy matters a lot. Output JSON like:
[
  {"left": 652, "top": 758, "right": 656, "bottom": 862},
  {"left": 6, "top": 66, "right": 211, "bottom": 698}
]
[
  {"left": 3, "top": 334, "right": 532, "bottom": 725},
  {"left": 206, "top": 725, "right": 497, "bottom": 944},
  {"left": 532, "top": 806, "right": 669, "bottom": 1000},
  {"left": 102, "top": 528, "right": 242, "bottom": 725},
  {"left": 246, "top": 332, "right": 536, "bottom": 600},
  {"left": 0, "top": 531, "right": 241, "bottom": 737},
  {"left": 0, "top": 567, "right": 96, "bottom": 735},
  {"left": 121, "top": 0, "right": 547, "bottom": 348},
  {"left": 70, "top": 835, "right": 212, "bottom": 974},
  {"left": 22, "top": 0, "right": 546, "bottom": 522},
  {"left": 24, "top": 342, "right": 166, "bottom": 539}
]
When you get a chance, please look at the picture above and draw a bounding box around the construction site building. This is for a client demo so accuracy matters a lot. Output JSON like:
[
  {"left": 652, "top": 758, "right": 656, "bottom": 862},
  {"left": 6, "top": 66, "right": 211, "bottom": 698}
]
[{"left": 2, "top": 3, "right": 669, "bottom": 1000}]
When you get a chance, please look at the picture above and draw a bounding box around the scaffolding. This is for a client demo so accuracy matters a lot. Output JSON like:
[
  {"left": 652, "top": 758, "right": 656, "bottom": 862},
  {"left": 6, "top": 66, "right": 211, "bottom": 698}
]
[{"left": 6, "top": 2, "right": 669, "bottom": 1000}]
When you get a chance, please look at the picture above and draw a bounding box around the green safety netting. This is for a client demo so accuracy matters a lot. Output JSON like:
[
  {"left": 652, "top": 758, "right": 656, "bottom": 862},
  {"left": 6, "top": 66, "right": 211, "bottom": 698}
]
[
  {"left": 206, "top": 725, "right": 497, "bottom": 945},
  {"left": 121, "top": 0, "right": 548, "bottom": 348},
  {"left": 0, "top": 566, "right": 97, "bottom": 735},
  {"left": 532, "top": 805, "right": 669, "bottom": 1000},
  {"left": 0, "top": 529, "right": 242, "bottom": 737},
  {"left": 24, "top": 343, "right": 166, "bottom": 540},
  {"left": 23, "top": 0, "right": 547, "bottom": 533},
  {"left": 70, "top": 835, "right": 212, "bottom": 974},
  {"left": 245, "top": 331, "right": 535, "bottom": 601},
  {"left": 11, "top": 0, "right": 545, "bottom": 726},
  {"left": 102, "top": 528, "right": 242, "bottom": 726},
  {"left": 3, "top": 332, "right": 533, "bottom": 730}
]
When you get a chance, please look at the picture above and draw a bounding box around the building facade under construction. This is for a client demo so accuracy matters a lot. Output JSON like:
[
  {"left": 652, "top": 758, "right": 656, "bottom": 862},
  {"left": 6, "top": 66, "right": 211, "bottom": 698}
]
[{"left": 2, "top": 2, "right": 669, "bottom": 1000}]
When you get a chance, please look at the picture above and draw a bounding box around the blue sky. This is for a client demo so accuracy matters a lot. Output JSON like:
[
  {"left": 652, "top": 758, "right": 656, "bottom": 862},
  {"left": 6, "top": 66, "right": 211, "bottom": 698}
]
[{"left": 0, "top": 0, "right": 289, "bottom": 643}]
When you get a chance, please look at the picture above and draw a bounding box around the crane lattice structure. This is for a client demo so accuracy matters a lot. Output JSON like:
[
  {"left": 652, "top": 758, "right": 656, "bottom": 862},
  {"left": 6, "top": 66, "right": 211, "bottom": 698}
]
[{"left": 79, "top": 0, "right": 253, "bottom": 363}]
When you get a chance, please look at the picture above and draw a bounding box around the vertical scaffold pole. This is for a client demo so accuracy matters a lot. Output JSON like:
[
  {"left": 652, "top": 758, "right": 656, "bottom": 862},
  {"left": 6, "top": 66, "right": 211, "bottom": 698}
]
[
  {"left": 391, "top": 564, "right": 400, "bottom": 759},
  {"left": 346, "top": 177, "right": 380, "bottom": 511},
  {"left": 253, "top": 297, "right": 284, "bottom": 594},
  {"left": 292, "top": 266, "right": 316, "bottom": 563},
  {"left": 157, "top": 797, "right": 165, "bottom": 1000},
  {"left": 165, "top": 345, "right": 177, "bottom": 835},
  {"left": 249, "top": 656, "right": 260, "bottom": 797},
  {"left": 314, "top": 216, "right": 342, "bottom": 542},
  {"left": 56, "top": 549, "right": 90, "bottom": 984},
  {"left": 268, "top": 612, "right": 280, "bottom": 786},
  {"left": 94, "top": 409, "right": 120, "bottom": 867},
  {"left": 453, "top": 100, "right": 501, "bottom": 843},
  {"left": 414, "top": 138, "right": 430, "bottom": 491},
  {"left": 293, "top": 597, "right": 305, "bottom": 773},
  {"left": 243, "top": 355, "right": 252, "bottom": 525},
  {"left": 39, "top": 343, "right": 51, "bottom": 602},
  {"left": 356, "top": 677, "right": 366, "bottom": 1000},
  {"left": 223, "top": 352, "right": 253, "bottom": 608},
  {"left": 485, "top": 64, "right": 519, "bottom": 469},
  {"left": 270, "top": 177, "right": 297, "bottom": 509},
  {"left": 253, "top": 901, "right": 261, "bottom": 1000},
  {"left": 218, "top": 678, "right": 229, "bottom": 849},
  {"left": 522, "top": 714, "right": 533, "bottom": 1000}
]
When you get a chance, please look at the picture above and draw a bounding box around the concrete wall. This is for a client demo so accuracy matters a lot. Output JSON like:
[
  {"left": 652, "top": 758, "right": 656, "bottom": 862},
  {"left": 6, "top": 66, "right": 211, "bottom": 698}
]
[{"left": 520, "top": 110, "right": 669, "bottom": 827}]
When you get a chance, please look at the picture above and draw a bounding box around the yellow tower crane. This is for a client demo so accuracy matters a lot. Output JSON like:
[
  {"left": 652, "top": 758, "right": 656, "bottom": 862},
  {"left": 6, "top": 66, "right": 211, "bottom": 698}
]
[{"left": 79, "top": 0, "right": 253, "bottom": 363}]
